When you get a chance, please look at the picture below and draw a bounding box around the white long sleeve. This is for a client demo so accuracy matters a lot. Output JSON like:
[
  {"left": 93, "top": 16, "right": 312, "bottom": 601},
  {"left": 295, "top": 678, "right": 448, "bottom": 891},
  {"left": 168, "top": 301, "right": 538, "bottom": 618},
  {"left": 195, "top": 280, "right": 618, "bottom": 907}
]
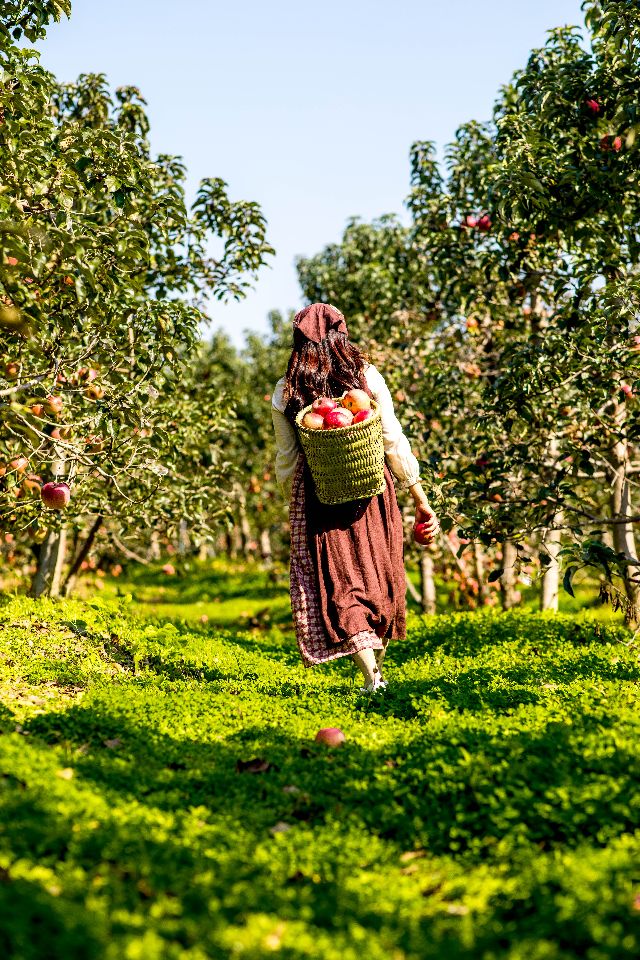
[
  {"left": 270, "top": 365, "right": 420, "bottom": 499},
  {"left": 271, "top": 378, "right": 301, "bottom": 500},
  {"left": 364, "top": 364, "right": 421, "bottom": 488}
]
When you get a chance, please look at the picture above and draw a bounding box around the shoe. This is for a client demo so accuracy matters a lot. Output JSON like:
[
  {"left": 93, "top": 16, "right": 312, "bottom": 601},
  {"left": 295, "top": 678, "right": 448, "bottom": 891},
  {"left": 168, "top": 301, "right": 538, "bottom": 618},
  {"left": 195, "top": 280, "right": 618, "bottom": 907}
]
[{"left": 359, "top": 677, "right": 388, "bottom": 694}]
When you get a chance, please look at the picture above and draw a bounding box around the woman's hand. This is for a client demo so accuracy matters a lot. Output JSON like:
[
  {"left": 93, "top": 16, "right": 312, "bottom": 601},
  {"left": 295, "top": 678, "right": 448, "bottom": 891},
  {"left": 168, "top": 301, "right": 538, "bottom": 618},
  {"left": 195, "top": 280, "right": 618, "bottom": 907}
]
[
  {"left": 409, "top": 482, "right": 440, "bottom": 544},
  {"left": 414, "top": 502, "right": 440, "bottom": 543}
]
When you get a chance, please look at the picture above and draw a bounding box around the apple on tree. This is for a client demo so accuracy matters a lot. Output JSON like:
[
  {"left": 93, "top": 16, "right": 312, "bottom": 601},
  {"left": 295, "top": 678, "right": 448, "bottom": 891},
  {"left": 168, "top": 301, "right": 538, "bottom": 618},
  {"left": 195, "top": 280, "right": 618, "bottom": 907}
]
[{"left": 41, "top": 481, "right": 71, "bottom": 509}]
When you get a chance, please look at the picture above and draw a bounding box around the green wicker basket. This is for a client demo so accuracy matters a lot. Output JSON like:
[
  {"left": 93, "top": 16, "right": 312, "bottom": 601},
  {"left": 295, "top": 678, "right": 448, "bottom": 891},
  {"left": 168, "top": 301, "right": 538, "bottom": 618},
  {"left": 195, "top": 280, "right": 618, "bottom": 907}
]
[{"left": 295, "top": 398, "right": 386, "bottom": 505}]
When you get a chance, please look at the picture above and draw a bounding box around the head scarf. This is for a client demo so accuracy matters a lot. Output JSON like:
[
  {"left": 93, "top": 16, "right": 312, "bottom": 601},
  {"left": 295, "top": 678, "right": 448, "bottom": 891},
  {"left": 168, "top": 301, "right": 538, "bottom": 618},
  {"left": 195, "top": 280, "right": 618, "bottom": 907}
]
[{"left": 293, "top": 302, "right": 348, "bottom": 348}]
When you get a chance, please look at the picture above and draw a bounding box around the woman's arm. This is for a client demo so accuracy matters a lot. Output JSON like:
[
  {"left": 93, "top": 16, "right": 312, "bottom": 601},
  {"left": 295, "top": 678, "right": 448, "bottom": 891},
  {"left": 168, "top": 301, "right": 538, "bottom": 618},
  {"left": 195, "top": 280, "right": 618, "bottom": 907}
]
[
  {"left": 271, "top": 398, "right": 301, "bottom": 501},
  {"left": 366, "top": 365, "right": 439, "bottom": 543}
]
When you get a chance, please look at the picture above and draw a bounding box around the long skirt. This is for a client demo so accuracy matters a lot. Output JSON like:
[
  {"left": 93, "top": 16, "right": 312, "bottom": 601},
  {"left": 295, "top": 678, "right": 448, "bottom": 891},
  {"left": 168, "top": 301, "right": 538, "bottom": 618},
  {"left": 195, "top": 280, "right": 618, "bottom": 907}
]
[{"left": 289, "top": 455, "right": 406, "bottom": 667}]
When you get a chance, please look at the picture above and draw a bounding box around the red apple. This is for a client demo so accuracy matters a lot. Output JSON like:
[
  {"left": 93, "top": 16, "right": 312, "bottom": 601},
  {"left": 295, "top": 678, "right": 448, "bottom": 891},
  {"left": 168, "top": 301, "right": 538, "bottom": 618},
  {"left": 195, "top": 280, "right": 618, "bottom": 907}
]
[
  {"left": 585, "top": 98, "right": 601, "bottom": 115},
  {"left": 477, "top": 214, "right": 492, "bottom": 232},
  {"left": 323, "top": 408, "right": 353, "bottom": 429},
  {"left": 312, "top": 397, "right": 337, "bottom": 417},
  {"left": 621, "top": 382, "right": 633, "bottom": 397},
  {"left": 5, "top": 361, "right": 19, "bottom": 379},
  {"left": 341, "top": 389, "right": 371, "bottom": 414},
  {"left": 10, "top": 456, "right": 29, "bottom": 473},
  {"left": 315, "top": 727, "right": 345, "bottom": 747},
  {"left": 84, "top": 383, "right": 104, "bottom": 400},
  {"left": 413, "top": 522, "right": 433, "bottom": 546},
  {"left": 45, "top": 394, "right": 63, "bottom": 415},
  {"left": 613, "top": 136, "right": 622, "bottom": 152},
  {"left": 301, "top": 411, "right": 325, "bottom": 430},
  {"left": 30, "top": 403, "right": 44, "bottom": 417},
  {"left": 162, "top": 563, "right": 176, "bottom": 576},
  {"left": 463, "top": 214, "right": 478, "bottom": 228},
  {"left": 353, "top": 409, "right": 373, "bottom": 424},
  {"left": 41, "top": 481, "right": 71, "bottom": 509}
]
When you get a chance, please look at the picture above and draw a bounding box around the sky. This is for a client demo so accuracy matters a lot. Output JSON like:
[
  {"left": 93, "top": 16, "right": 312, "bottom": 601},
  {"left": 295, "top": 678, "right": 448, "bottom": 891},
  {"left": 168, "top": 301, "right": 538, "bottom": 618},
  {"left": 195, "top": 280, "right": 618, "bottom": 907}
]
[{"left": 39, "top": 0, "right": 585, "bottom": 346}]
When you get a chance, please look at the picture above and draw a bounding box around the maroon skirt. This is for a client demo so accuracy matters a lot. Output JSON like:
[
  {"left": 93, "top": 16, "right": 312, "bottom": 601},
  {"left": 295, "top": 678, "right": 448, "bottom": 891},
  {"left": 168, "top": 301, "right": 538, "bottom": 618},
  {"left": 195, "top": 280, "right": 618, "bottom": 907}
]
[{"left": 289, "top": 455, "right": 406, "bottom": 667}]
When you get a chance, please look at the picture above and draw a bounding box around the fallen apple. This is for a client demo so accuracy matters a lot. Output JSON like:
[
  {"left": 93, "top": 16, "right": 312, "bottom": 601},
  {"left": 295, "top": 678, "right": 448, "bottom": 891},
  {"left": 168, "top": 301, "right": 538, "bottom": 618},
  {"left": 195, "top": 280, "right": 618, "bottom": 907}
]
[
  {"left": 315, "top": 727, "right": 345, "bottom": 747},
  {"left": 41, "top": 481, "right": 71, "bottom": 509},
  {"left": 312, "top": 397, "right": 338, "bottom": 417},
  {"left": 323, "top": 408, "right": 353, "bottom": 429},
  {"left": 342, "top": 389, "right": 371, "bottom": 414},
  {"left": 353, "top": 409, "right": 374, "bottom": 424},
  {"left": 301, "top": 411, "right": 325, "bottom": 430}
]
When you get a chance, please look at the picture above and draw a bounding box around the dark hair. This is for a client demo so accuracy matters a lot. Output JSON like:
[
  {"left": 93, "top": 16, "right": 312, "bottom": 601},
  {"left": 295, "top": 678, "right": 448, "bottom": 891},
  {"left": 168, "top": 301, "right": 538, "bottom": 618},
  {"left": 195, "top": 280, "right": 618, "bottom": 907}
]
[{"left": 283, "top": 330, "right": 368, "bottom": 422}]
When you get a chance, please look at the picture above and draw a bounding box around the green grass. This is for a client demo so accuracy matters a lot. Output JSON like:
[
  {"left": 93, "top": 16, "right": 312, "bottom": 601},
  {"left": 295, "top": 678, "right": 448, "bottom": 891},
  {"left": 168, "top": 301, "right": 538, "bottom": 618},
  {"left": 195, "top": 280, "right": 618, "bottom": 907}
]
[
  {"left": 0, "top": 568, "right": 639, "bottom": 958},
  {"left": 95, "top": 557, "right": 621, "bottom": 630}
]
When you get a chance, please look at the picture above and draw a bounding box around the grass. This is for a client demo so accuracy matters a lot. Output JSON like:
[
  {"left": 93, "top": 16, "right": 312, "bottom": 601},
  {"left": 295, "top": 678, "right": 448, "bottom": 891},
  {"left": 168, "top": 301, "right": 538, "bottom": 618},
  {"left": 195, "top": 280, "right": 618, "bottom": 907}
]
[
  {"left": 93, "top": 556, "right": 622, "bottom": 630},
  {"left": 0, "top": 564, "right": 638, "bottom": 958}
]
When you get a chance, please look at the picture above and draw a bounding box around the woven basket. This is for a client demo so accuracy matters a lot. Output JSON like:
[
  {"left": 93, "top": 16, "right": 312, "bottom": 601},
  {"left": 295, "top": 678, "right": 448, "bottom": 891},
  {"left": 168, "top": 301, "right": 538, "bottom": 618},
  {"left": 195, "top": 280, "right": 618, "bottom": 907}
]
[{"left": 295, "top": 399, "right": 386, "bottom": 505}]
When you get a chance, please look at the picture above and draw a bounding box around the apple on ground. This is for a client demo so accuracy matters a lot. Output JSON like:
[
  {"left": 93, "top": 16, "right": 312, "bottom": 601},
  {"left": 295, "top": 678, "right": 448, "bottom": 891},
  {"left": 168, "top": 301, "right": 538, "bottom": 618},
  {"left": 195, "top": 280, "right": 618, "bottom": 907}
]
[
  {"left": 341, "top": 389, "right": 371, "bottom": 414},
  {"left": 323, "top": 408, "right": 353, "bottom": 429},
  {"left": 162, "top": 563, "right": 176, "bottom": 576},
  {"left": 353, "top": 409, "right": 373, "bottom": 424},
  {"left": 41, "top": 481, "right": 71, "bottom": 509},
  {"left": 301, "top": 411, "right": 325, "bottom": 430},
  {"left": 312, "top": 397, "right": 337, "bottom": 417},
  {"left": 315, "top": 727, "right": 345, "bottom": 747}
]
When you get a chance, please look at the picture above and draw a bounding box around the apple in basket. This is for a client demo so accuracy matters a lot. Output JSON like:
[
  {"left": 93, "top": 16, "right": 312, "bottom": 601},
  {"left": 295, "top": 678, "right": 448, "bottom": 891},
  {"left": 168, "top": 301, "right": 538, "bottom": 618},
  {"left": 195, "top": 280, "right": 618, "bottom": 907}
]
[
  {"left": 342, "top": 389, "right": 371, "bottom": 414},
  {"left": 323, "top": 408, "right": 354, "bottom": 429},
  {"left": 312, "top": 397, "right": 338, "bottom": 417},
  {"left": 301, "top": 411, "right": 325, "bottom": 430},
  {"left": 353, "top": 409, "right": 373, "bottom": 424}
]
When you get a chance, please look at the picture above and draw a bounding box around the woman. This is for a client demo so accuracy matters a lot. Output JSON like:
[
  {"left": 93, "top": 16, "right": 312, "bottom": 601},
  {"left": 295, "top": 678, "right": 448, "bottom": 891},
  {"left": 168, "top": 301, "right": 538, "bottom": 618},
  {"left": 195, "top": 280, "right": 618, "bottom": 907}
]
[{"left": 271, "top": 303, "right": 439, "bottom": 692}]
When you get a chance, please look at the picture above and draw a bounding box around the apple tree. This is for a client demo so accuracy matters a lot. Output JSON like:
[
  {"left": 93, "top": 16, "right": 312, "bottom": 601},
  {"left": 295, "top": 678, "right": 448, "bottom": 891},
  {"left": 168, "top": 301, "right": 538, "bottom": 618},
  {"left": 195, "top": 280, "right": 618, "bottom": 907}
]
[{"left": 0, "top": 2, "right": 273, "bottom": 595}]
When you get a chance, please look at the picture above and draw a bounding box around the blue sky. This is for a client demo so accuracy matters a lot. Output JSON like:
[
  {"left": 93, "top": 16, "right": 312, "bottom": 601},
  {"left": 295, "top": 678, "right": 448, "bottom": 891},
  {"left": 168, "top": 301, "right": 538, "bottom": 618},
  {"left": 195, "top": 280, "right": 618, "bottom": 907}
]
[{"left": 40, "top": 0, "right": 584, "bottom": 345}]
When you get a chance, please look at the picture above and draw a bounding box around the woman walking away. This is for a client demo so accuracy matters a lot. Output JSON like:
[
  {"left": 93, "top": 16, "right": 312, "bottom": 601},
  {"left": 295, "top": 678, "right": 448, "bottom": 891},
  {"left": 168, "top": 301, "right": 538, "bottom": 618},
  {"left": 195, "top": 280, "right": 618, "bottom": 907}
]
[{"left": 271, "top": 302, "right": 439, "bottom": 693}]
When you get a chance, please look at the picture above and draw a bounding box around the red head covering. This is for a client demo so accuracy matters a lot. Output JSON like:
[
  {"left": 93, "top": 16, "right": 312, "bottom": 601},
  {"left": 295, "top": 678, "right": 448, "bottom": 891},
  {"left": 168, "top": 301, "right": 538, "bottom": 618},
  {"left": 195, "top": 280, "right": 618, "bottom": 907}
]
[{"left": 293, "top": 302, "right": 348, "bottom": 347}]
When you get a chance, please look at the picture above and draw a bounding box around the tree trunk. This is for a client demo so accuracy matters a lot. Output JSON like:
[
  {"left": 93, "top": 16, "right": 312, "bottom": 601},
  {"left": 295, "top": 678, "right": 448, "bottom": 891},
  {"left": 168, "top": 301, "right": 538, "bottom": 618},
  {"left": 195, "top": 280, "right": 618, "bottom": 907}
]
[
  {"left": 259, "top": 528, "right": 273, "bottom": 567},
  {"left": 419, "top": 552, "right": 437, "bottom": 615},
  {"left": 540, "top": 522, "right": 562, "bottom": 612},
  {"left": 63, "top": 515, "right": 103, "bottom": 596},
  {"left": 31, "top": 525, "right": 67, "bottom": 598},
  {"left": 238, "top": 502, "right": 251, "bottom": 556},
  {"left": 610, "top": 402, "right": 640, "bottom": 624},
  {"left": 472, "top": 540, "right": 490, "bottom": 603},
  {"left": 178, "top": 519, "right": 190, "bottom": 555},
  {"left": 500, "top": 539, "right": 519, "bottom": 610},
  {"left": 149, "top": 531, "right": 161, "bottom": 560}
]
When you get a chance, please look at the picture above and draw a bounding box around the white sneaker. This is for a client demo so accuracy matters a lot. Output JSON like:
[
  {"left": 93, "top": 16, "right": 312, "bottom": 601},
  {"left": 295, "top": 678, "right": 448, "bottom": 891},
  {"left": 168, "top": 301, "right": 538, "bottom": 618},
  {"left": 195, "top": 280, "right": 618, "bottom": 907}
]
[{"left": 359, "top": 677, "right": 388, "bottom": 694}]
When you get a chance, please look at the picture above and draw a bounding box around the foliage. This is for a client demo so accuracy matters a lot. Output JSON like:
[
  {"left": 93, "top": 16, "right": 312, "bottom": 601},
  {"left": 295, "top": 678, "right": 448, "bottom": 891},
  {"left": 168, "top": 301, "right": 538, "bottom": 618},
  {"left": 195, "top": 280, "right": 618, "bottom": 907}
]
[
  {"left": 296, "top": 1, "right": 640, "bottom": 618},
  {"left": 0, "top": 3, "right": 273, "bottom": 590},
  {"left": 0, "top": 583, "right": 638, "bottom": 958}
]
